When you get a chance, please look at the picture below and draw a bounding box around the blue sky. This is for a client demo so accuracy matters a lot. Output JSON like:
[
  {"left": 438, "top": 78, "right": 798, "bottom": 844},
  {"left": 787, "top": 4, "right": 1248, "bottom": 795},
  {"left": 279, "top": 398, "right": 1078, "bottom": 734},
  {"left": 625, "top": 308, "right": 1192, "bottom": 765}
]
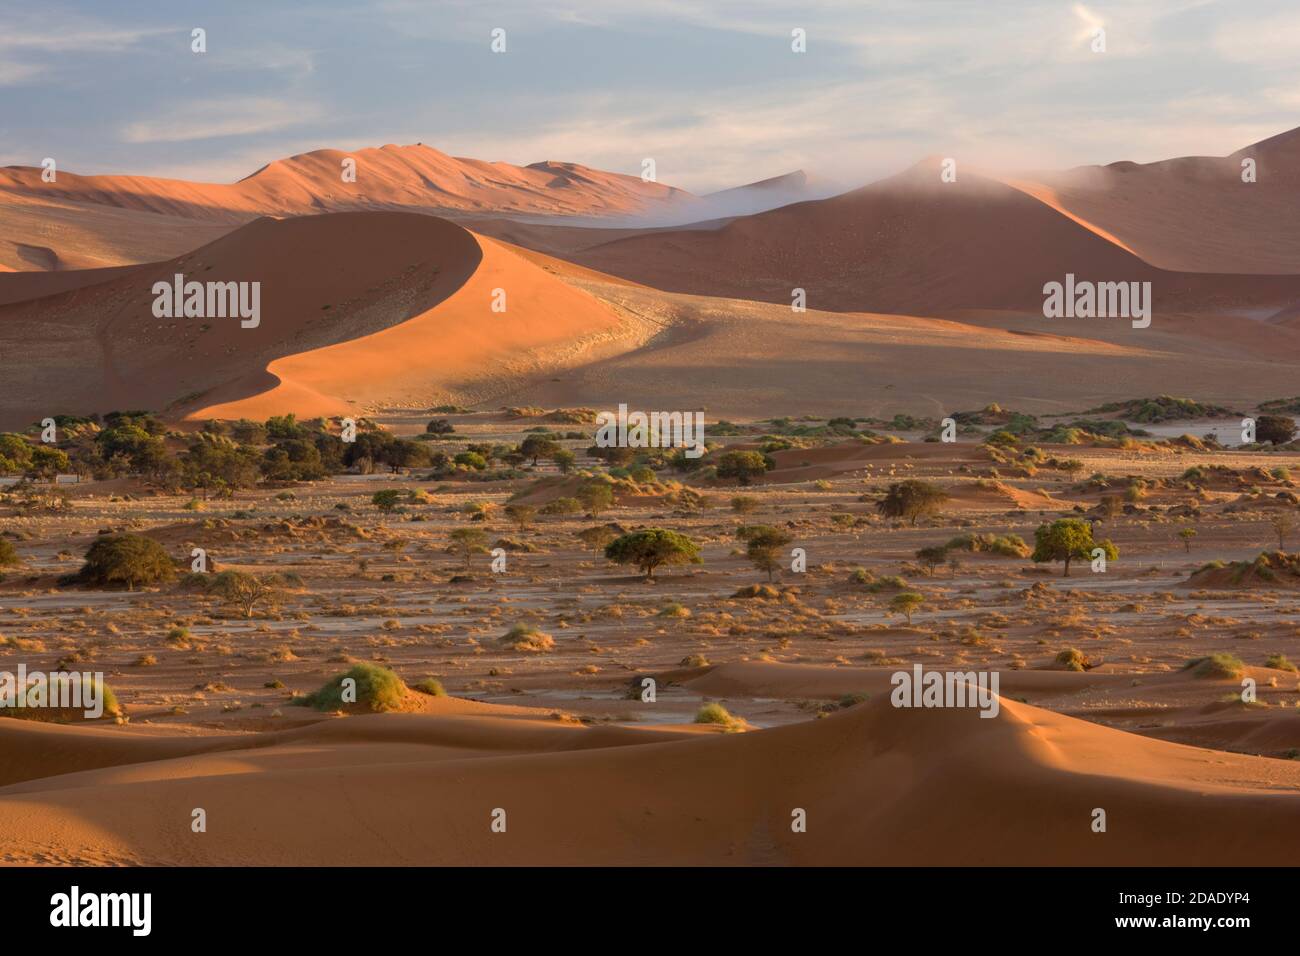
[{"left": 1, "top": 0, "right": 1297, "bottom": 193}]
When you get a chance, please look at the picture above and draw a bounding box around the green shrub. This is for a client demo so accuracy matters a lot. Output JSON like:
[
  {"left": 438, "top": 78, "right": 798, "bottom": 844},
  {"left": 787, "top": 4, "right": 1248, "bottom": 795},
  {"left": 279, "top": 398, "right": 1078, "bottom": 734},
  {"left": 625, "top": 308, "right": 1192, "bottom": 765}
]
[
  {"left": 297, "top": 663, "right": 407, "bottom": 712},
  {"left": 1184, "top": 653, "right": 1245, "bottom": 680},
  {"left": 75, "top": 534, "right": 175, "bottom": 589},
  {"left": 694, "top": 702, "right": 744, "bottom": 731}
]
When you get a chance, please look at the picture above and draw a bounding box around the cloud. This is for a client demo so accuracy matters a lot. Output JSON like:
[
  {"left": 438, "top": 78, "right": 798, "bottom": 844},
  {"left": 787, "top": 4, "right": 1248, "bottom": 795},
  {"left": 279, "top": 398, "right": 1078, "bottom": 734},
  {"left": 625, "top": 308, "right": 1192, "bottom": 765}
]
[{"left": 120, "top": 97, "right": 324, "bottom": 144}]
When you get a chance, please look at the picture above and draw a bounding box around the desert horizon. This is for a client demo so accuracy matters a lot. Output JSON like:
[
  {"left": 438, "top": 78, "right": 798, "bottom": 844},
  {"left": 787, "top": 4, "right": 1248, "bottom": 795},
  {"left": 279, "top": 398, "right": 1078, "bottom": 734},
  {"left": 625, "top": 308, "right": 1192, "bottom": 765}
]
[{"left": 0, "top": 0, "right": 1295, "bottom": 936}]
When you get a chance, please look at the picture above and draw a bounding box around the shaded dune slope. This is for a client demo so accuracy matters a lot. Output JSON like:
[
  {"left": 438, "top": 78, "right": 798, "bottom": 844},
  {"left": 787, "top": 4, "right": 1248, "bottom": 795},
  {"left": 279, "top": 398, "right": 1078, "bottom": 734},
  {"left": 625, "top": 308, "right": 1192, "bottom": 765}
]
[{"left": 571, "top": 164, "right": 1300, "bottom": 315}]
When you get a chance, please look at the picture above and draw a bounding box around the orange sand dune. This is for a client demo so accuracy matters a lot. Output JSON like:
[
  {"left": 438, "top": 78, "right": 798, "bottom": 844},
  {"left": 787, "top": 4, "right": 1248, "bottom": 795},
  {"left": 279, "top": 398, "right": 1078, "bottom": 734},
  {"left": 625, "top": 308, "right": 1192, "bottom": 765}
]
[
  {"left": 570, "top": 161, "right": 1300, "bottom": 315},
  {"left": 188, "top": 232, "right": 630, "bottom": 420},
  {"left": 1006, "top": 128, "right": 1300, "bottom": 274},
  {"left": 0, "top": 144, "right": 702, "bottom": 273},
  {"left": 0, "top": 145, "right": 693, "bottom": 241},
  {"left": 0, "top": 211, "right": 634, "bottom": 428},
  {"left": 0, "top": 188, "right": 233, "bottom": 272},
  {"left": 1, "top": 688, "right": 1296, "bottom": 866}
]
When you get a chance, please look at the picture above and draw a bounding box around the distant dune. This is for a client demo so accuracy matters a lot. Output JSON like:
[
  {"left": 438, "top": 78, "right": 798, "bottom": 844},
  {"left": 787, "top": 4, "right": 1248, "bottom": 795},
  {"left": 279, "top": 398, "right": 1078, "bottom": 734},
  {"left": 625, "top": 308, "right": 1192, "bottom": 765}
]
[
  {"left": 1008, "top": 128, "right": 1300, "bottom": 274},
  {"left": 0, "top": 144, "right": 709, "bottom": 272},
  {"left": 570, "top": 159, "right": 1300, "bottom": 315}
]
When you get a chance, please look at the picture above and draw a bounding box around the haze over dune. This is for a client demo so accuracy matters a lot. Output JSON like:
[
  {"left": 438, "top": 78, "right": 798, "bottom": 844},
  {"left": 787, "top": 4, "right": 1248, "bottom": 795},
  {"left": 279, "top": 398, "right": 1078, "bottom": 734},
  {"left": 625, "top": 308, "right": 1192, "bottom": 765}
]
[
  {"left": 570, "top": 157, "right": 1300, "bottom": 316},
  {"left": 1008, "top": 128, "right": 1300, "bottom": 275},
  {"left": 0, "top": 144, "right": 739, "bottom": 272}
]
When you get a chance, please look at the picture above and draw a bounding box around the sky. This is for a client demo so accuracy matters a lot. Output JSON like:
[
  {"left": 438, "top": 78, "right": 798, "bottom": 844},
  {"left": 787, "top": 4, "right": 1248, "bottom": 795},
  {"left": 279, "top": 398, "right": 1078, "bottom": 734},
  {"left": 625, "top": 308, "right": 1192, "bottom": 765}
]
[{"left": 1, "top": 0, "right": 1297, "bottom": 194}]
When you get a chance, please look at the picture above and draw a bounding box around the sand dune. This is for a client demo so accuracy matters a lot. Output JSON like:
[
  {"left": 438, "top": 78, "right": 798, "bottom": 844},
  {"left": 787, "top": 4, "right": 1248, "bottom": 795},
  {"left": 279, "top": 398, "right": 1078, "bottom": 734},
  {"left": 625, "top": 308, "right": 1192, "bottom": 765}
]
[
  {"left": 0, "top": 144, "right": 692, "bottom": 225},
  {"left": 1, "top": 682, "right": 1295, "bottom": 866},
  {"left": 0, "top": 144, "right": 705, "bottom": 272},
  {"left": 0, "top": 212, "right": 645, "bottom": 428},
  {"left": 490, "top": 280, "right": 1300, "bottom": 419},
  {"left": 1008, "top": 128, "right": 1300, "bottom": 274},
  {"left": 570, "top": 160, "right": 1300, "bottom": 315}
]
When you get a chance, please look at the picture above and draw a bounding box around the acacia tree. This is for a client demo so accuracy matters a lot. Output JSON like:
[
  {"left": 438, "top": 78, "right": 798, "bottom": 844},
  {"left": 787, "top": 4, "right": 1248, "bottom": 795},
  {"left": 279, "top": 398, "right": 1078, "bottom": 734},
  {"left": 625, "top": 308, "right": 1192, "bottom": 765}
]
[
  {"left": 604, "top": 528, "right": 701, "bottom": 580},
  {"left": 505, "top": 503, "right": 537, "bottom": 531},
  {"left": 208, "top": 570, "right": 295, "bottom": 618},
  {"left": 1272, "top": 512, "right": 1294, "bottom": 551},
  {"left": 520, "top": 434, "right": 560, "bottom": 466},
  {"left": 1032, "top": 518, "right": 1118, "bottom": 577},
  {"left": 889, "top": 591, "right": 924, "bottom": 625},
  {"left": 577, "top": 480, "right": 614, "bottom": 516},
  {"left": 715, "top": 450, "right": 772, "bottom": 486},
  {"left": 916, "top": 545, "right": 948, "bottom": 576},
  {"left": 448, "top": 527, "right": 489, "bottom": 570},
  {"left": 876, "top": 480, "right": 948, "bottom": 526},
  {"left": 736, "top": 524, "right": 793, "bottom": 582}
]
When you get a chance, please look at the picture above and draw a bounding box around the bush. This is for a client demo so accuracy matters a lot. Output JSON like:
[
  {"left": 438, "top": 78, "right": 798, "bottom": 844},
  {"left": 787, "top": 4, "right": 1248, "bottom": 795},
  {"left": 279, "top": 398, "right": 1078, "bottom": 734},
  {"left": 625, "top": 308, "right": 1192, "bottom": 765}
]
[
  {"left": 715, "top": 450, "right": 773, "bottom": 485},
  {"left": 541, "top": 497, "right": 582, "bottom": 516},
  {"left": 298, "top": 664, "right": 408, "bottom": 712},
  {"left": 1264, "top": 654, "right": 1296, "bottom": 673},
  {"left": 1184, "top": 653, "right": 1245, "bottom": 680},
  {"left": 500, "top": 623, "right": 555, "bottom": 652},
  {"left": 413, "top": 678, "right": 447, "bottom": 696},
  {"left": 1055, "top": 647, "right": 1090, "bottom": 671},
  {"left": 1, "top": 677, "right": 121, "bottom": 722},
  {"left": 944, "top": 532, "right": 1030, "bottom": 557},
  {"left": 694, "top": 702, "right": 744, "bottom": 731},
  {"left": 1256, "top": 415, "right": 1297, "bottom": 446},
  {"left": 75, "top": 534, "right": 175, "bottom": 589},
  {"left": 0, "top": 539, "right": 18, "bottom": 567}
]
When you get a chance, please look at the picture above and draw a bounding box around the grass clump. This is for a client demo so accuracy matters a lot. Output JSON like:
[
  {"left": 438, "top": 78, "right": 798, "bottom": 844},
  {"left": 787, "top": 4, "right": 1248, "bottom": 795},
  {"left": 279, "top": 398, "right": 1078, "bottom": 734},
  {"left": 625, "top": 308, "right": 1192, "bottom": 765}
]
[
  {"left": 1184, "top": 653, "right": 1245, "bottom": 680},
  {"left": 501, "top": 623, "right": 555, "bottom": 652},
  {"left": 694, "top": 702, "right": 746, "bottom": 732},
  {"left": 413, "top": 678, "right": 447, "bottom": 696},
  {"left": 1265, "top": 654, "right": 1297, "bottom": 673},
  {"left": 296, "top": 663, "right": 407, "bottom": 712}
]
